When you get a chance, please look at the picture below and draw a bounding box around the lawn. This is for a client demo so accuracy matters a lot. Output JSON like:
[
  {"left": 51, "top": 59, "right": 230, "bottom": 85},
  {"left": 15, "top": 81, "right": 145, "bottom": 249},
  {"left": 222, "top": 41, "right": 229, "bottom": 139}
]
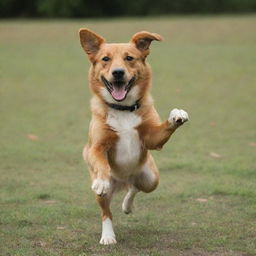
[{"left": 0, "top": 15, "right": 256, "bottom": 256}]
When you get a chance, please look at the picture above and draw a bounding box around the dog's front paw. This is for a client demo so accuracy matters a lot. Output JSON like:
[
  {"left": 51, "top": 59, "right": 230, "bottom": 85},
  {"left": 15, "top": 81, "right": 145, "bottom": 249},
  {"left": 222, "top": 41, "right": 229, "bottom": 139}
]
[
  {"left": 91, "top": 179, "right": 111, "bottom": 196},
  {"left": 168, "top": 108, "right": 189, "bottom": 127}
]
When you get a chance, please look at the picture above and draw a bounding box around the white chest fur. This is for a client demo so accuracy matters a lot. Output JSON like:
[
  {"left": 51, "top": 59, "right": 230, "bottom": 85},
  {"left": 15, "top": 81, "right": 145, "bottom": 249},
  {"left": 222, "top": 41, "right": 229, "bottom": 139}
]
[{"left": 106, "top": 108, "right": 142, "bottom": 175}]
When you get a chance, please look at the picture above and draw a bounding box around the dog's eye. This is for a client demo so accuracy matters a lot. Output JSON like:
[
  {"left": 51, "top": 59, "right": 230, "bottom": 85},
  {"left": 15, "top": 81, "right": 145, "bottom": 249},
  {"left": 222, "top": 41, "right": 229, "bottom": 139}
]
[
  {"left": 125, "top": 56, "right": 134, "bottom": 61},
  {"left": 102, "top": 56, "right": 110, "bottom": 62}
]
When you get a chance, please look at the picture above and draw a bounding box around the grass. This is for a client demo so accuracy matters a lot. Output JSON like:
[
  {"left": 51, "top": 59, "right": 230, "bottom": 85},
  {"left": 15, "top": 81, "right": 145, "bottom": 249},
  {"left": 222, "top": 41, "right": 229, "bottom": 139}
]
[{"left": 0, "top": 15, "right": 256, "bottom": 255}]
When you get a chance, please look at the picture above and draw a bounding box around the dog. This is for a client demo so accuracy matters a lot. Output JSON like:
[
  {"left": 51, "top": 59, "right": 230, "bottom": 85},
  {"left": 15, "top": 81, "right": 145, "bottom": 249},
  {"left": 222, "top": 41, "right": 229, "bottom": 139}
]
[{"left": 79, "top": 28, "right": 189, "bottom": 245}]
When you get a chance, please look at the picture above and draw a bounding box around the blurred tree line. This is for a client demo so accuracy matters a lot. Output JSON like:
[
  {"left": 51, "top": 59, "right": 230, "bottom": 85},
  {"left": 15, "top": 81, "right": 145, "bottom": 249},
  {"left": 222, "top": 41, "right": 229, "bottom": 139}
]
[{"left": 1, "top": 0, "right": 256, "bottom": 17}]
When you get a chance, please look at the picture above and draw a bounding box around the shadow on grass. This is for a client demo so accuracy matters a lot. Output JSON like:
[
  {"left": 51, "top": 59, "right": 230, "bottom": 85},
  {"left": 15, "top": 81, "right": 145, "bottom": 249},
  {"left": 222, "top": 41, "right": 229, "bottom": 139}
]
[{"left": 79, "top": 226, "right": 180, "bottom": 255}]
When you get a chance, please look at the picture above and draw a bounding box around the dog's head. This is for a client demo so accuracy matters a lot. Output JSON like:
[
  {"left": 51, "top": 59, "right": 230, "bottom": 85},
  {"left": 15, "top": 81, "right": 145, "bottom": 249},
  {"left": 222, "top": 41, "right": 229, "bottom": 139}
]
[{"left": 79, "top": 28, "right": 162, "bottom": 104}]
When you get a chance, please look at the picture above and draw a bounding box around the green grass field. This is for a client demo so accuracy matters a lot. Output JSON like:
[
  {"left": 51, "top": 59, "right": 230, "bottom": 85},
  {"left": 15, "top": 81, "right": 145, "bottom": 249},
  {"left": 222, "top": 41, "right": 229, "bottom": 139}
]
[{"left": 0, "top": 15, "right": 256, "bottom": 256}]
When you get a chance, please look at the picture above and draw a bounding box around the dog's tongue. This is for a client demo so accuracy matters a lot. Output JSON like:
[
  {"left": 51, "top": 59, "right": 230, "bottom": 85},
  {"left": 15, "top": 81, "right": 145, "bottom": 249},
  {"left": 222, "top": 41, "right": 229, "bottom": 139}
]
[{"left": 111, "top": 86, "right": 127, "bottom": 101}]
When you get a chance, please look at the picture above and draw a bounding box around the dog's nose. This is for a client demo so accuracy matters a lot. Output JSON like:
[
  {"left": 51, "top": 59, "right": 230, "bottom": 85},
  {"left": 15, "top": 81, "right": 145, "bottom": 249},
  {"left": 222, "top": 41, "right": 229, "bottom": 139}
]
[{"left": 112, "top": 68, "right": 125, "bottom": 79}]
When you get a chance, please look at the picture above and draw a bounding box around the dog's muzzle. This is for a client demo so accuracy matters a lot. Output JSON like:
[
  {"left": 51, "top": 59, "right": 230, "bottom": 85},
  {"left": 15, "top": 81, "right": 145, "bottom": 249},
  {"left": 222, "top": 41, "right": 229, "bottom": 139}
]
[{"left": 101, "top": 76, "right": 136, "bottom": 102}]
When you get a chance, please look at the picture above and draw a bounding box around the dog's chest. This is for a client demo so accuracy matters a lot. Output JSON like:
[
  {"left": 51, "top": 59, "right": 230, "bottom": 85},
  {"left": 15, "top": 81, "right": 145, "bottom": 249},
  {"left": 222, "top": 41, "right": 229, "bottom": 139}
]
[{"left": 106, "top": 109, "right": 142, "bottom": 171}]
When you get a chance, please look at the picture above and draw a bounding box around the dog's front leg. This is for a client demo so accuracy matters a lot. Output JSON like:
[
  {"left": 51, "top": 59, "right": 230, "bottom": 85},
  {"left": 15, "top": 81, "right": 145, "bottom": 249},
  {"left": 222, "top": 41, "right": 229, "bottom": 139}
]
[
  {"left": 86, "top": 145, "right": 111, "bottom": 196},
  {"left": 141, "top": 108, "right": 189, "bottom": 150}
]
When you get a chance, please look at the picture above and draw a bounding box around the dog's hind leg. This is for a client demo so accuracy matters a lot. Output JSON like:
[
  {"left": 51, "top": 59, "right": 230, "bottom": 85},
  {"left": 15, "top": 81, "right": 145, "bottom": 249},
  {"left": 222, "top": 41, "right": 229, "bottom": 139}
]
[
  {"left": 122, "top": 154, "right": 159, "bottom": 214},
  {"left": 122, "top": 185, "right": 139, "bottom": 214},
  {"left": 126, "top": 153, "right": 159, "bottom": 213},
  {"left": 134, "top": 154, "right": 159, "bottom": 193},
  {"left": 96, "top": 194, "right": 116, "bottom": 245}
]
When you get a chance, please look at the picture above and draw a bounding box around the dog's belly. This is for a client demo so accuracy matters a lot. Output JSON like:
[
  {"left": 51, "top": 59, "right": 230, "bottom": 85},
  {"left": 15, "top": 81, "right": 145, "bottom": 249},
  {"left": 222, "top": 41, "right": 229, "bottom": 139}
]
[
  {"left": 107, "top": 109, "right": 142, "bottom": 179},
  {"left": 115, "top": 128, "right": 141, "bottom": 170}
]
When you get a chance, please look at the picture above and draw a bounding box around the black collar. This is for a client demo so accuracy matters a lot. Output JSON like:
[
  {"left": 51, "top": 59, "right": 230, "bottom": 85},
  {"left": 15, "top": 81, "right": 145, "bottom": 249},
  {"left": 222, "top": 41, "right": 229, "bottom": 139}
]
[{"left": 106, "top": 101, "right": 140, "bottom": 112}]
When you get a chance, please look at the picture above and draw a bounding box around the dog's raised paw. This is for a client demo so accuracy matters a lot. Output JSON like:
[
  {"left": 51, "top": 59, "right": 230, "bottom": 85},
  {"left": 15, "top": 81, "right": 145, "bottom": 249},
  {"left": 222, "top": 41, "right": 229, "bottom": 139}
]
[
  {"left": 168, "top": 108, "right": 189, "bottom": 127},
  {"left": 122, "top": 201, "right": 133, "bottom": 214},
  {"left": 91, "top": 179, "right": 111, "bottom": 196}
]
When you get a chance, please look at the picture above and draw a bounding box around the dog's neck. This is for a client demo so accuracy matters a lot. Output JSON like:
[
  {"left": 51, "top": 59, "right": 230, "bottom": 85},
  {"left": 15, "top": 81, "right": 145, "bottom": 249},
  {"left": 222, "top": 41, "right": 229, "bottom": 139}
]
[{"left": 105, "top": 100, "right": 140, "bottom": 112}]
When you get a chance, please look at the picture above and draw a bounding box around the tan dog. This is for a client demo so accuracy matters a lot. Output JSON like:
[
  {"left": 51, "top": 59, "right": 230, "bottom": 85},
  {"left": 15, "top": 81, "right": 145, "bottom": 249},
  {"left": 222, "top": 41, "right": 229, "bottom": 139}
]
[{"left": 79, "top": 28, "right": 189, "bottom": 245}]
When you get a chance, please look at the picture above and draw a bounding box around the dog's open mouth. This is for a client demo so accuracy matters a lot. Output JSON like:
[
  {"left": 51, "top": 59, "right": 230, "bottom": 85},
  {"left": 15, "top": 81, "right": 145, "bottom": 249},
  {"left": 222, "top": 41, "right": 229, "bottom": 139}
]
[{"left": 101, "top": 76, "right": 136, "bottom": 102}]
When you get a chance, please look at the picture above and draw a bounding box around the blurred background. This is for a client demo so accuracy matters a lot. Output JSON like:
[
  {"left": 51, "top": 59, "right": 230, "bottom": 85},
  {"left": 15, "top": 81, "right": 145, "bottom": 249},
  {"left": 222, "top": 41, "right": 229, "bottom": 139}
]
[{"left": 1, "top": 0, "right": 256, "bottom": 18}]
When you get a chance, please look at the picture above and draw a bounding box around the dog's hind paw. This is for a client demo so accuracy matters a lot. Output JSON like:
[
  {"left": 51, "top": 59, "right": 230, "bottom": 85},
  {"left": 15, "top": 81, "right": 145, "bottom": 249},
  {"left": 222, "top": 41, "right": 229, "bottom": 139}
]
[
  {"left": 100, "top": 235, "right": 117, "bottom": 245},
  {"left": 100, "top": 218, "right": 116, "bottom": 245},
  {"left": 122, "top": 201, "right": 132, "bottom": 214},
  {"left": 168, "top": 108, "right": 189, "bottom": 127},
  {"left": 91, "top": 179, "right": 111, "bottom": 196}
]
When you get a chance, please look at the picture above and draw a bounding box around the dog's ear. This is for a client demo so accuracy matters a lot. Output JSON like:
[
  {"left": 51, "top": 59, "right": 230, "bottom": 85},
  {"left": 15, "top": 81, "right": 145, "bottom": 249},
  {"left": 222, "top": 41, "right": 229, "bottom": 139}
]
[
  {"left": 130, "top": 31, "right": 162, "bottom": 56},
  {"left": 79, "top": 28, "right": 105, "bottom": 58}
]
